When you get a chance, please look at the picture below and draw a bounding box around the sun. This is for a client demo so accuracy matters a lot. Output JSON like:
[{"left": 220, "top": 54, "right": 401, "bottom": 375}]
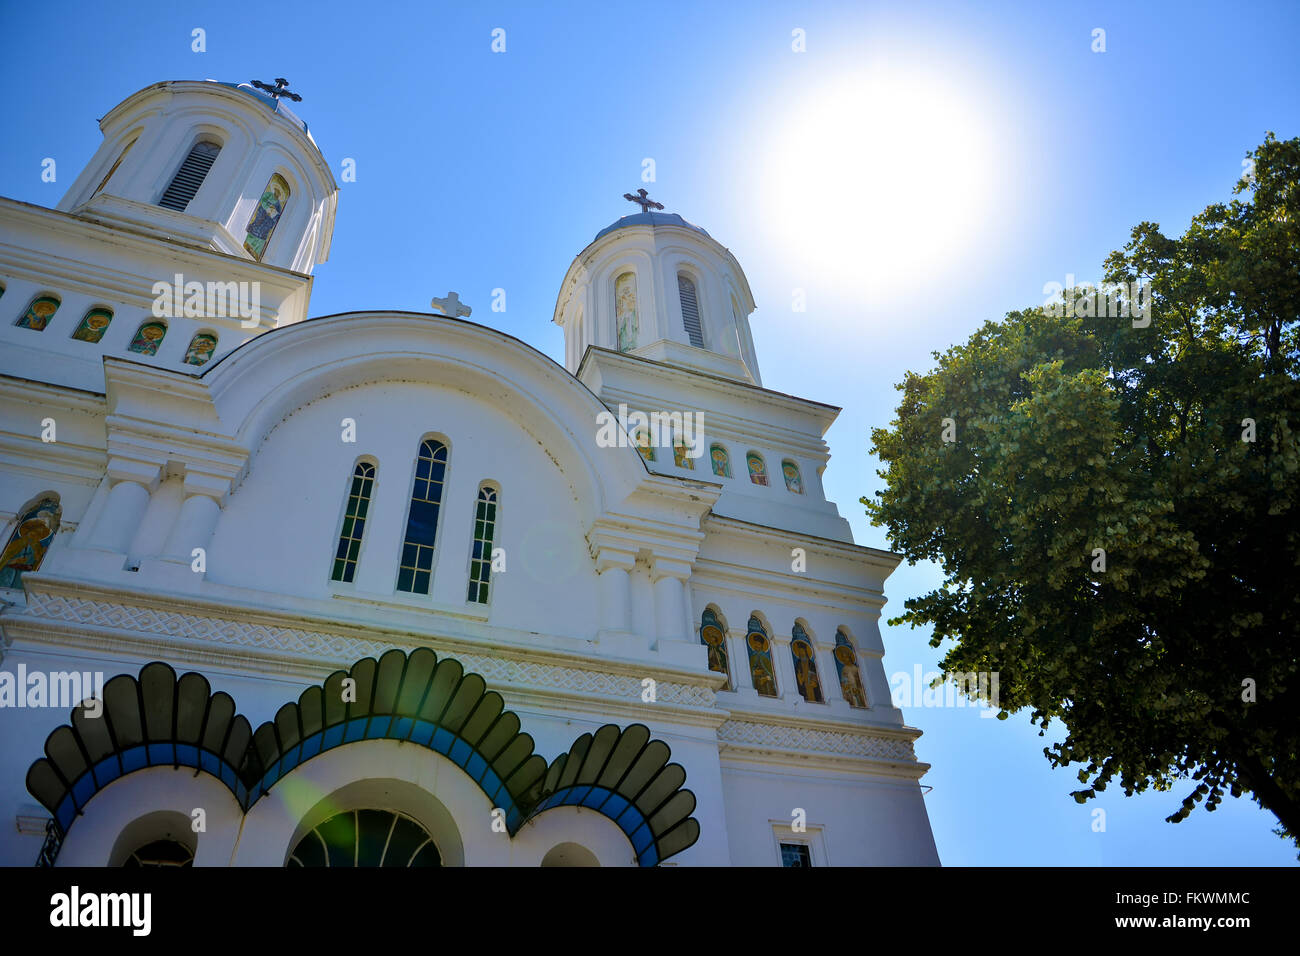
[{"left": 763, "top": 64, "right": 999, "bottom": 299}]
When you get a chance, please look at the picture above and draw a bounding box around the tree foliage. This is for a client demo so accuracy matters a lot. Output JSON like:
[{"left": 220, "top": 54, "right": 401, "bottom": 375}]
[{"left": 865, "top": 134, "right": 1300, "bottom": 841}]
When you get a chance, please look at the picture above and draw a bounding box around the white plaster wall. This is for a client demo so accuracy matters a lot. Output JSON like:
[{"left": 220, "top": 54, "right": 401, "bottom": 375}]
[{"left": 720, "top": 761, "right": 940, "bottom": 866}]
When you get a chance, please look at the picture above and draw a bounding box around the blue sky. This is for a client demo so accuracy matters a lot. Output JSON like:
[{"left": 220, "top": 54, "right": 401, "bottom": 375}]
[{"left": 2, "top": 0, "right": 1297, "bottom": 865}]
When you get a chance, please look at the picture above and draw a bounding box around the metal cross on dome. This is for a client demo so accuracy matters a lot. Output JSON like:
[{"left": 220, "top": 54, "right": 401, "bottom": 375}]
[
  {"left": 251, "top": 78, "right": 302, "bottom": 102},
  {"left": 623, "top": 188, "right": 664, "bottom": 214},
  {"left": 431, "top": 291, "right": 472, "bottom": 318}
]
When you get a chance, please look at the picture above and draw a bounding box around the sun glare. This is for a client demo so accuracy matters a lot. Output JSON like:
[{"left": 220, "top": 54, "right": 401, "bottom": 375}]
[{"left": 764, "top": 65, "right": 998, "bottom": 298}]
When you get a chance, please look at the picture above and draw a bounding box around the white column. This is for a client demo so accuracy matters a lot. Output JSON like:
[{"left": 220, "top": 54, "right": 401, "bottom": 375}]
[
  {"left": 593, "top": 545, "right": 636, "bottom": 640},
  {"left": 163, "top": 493, "right": 221, "bottom": 562},
  {"left": 89, "top": 479, "right": 151, "bottom": 553},
  {"left": 650, "top": 557, "right": 692, "bottom": 646}
]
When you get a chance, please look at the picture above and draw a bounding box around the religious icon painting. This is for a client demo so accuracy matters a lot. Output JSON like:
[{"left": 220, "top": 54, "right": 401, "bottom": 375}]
[
  {"left": 128, "top": 320, "right": 167, "bottom": 355},
  {"left": 746, "top": 452, "right": 768, "bottom": 486},
  {"left": 183, "top": 332, "right": 218, "bottom": 366},
  {"left": 790, "top": 623, "right": 823, "bottom": 703},
  {"left": 746, "top": 616, "right": 778, "bottom": 697},
  {"left": 615, "top": 272, "right": 638, "bottom": 352},
  {"left": 0, "top": 496, "right": 61, "bottom": 589},
  {"left": 243, "top": 173, "right": 289, "bottom": 261},
  {"left": 673, "top": 442, "right": 694, "bottom": 469},
  {"left": 710, "top": 444, "right": 731, "bottom": 478},
  {"left": 634, "top": 427, "right": 655, "bottom": 461},
  {"left": 16, "top": 295, "right": 60, "bottom": 331},
  {"left": 782, "top": 459, "right": 803, "bottom": 494},
  {"left": 71, "top": 308, "right": 113, "bottom": 343},
  {"left": 700, "top": 608, "right": 731, "bottom": 690},
  {"left": 834, "top": 629, "right": 868, "bottom": 709}
]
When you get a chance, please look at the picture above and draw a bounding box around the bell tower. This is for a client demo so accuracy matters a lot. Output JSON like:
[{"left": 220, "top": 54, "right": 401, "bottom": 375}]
[
  {"left": 553, "top": 193, "right": 761, "bottom": 386},
  {"left": 57, "top": 79, "right": 338, "bottom": 274}
]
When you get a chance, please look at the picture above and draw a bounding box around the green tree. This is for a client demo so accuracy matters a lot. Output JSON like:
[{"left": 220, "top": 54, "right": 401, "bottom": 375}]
[{"left": 865, "top": 134, "right": 1300, "bottom": 841}]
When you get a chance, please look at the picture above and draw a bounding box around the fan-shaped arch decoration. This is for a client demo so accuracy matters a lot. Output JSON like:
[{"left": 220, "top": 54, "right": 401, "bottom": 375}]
[
  {"left": 26, "top": 654, "right": 700, "bottom": 867},
  {"left": 25, "top": 663, "right": 252, "bottom": 835},
  {"left": 244, "top": 647, "right": 549, "bottom": 830},
  {"left": 525, "top": 723, "right": 700, "bottom": 866}
]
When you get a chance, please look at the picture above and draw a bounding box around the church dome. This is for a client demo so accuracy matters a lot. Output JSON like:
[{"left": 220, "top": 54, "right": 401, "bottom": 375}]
[{"left": 593, "top": 211, "right": 711, "bottom": 243}]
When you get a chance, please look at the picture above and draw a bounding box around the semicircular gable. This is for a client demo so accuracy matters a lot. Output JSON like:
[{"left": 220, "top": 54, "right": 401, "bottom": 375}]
[{"left": 202, "top": 312, "right": 650, "bottom": 518}]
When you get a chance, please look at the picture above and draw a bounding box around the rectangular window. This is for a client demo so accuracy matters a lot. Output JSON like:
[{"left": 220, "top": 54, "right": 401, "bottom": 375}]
[
  {"left": 466, "top": 486, "right": 498, "bottom": 604},
  {"left": 779, "top": 843, "right": 812, "bottom": 867}
]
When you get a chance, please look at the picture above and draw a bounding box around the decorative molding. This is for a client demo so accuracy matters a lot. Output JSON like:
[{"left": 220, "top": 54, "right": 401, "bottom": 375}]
[
  {"left": 717, "top": 718, "right": 918, "bottom": 762},
  {"left": 20, "top": 590, "right": 716, "bottom": 709}
]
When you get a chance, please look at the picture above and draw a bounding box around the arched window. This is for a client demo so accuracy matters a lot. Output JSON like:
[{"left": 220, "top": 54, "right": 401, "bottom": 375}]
[
  {"left": 700, "top": 608, "right": 731, "bottom": 690},
  {"left": 331, "top": 461, "right": 376, "bottom": 583},
  {"left": 183, "top": 331, "right": 218, "bottom": 366},
  {"left": 243, "top": 173, "right": 290, "bottom": 261},
  {"left": 782, "top": 459, "right": 804, "bottom": 494},
  {"left": 71, "top": 307, "right": 113, "bottom": 343},
  {"left": 746, "top": 451, "right": 768, "bottom": 486},
  {"left": 397, "top": 438, "right": 449, "bottom": 594},
  {"left": 0, "top": 494, "right": 61, "bottom": 589},
  {"left": 466, "top": 484, "right": 499, "bottom": 604},
  {"left": 834, "top": 629, "right": 868, "bottom": 709},
  {"left": 122, "top": 840, "right": 193, "bottom": 868},
  {"left": 128, "top": 319, "right": 167, "bottom": 355},
  {"left": 287, "top": 810, "right": 441, "bottom": 867},
  {"left": 745, "top": 615, "right": 778, "bottom": 697},
  {"left": 615, "top": 272, "right": 638, "bottom": 352},
  {"left": 790, "top": 622, "right": 824, "bottom": 703},
  {"left": 710, "top": 444, "right": 731, "bottom": 478},
  {"left": 158, "top": 140, "right": 221, "bottom": 211},
  {"left": 15, "top": 294, "right": 60, "bottom": 331},
  {"left": 673, "top": 439, "right": 694, "bottom": 470},
  {"left": 678, "top": 272, "right": 704, "bottom": 347}
]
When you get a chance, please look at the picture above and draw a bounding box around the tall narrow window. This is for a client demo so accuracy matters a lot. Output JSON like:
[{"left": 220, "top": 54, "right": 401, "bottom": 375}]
[
  {"left": 678, "top": 273, "right": 704, "bottom": 347},
  {"left": 71, "top": 307, "right": 113, "bottom": 343},
  {"left": 0, "top": 495, "right": 61, "bottom": 589},
  {"left": 15, "top": 294, "right": 60, "bottom": 331},
  {"left": 745, "top": 615, "right": 778, "bottom": 697},
  {"left": 615, "top": 272, "right": 638, "bottom": 352},
  {"left": 128, "top": 320, "right": 167, "bottom": 355},
  {"left": 710, "top": 444, "right": 731, "bottom": 478},
  {"left": 331, "top": 461, "right": 376, "bottom": 583},
  {"left": 700, "top": 608, "right": 731, "bottom": 690},
  {"left": 397, "top": 438, "right": 449, "bottom": 594},
  {"left": 782, "top": 459, "right": 804, "bottom": 494},
  {"left": 746, "top": 451, "right": 768, "bottom": 486},
  {"left": 834, "top": 629, "right": 868, "bottom": 708},
  {"left": 243, "top": 173, "right": 290, "bottom": 261},
  {"left": 790, "top": 622, "right": 824, "bottom": 703},
  {"left": 158, "top": 141, "right": 221, "bottom": 211},
  {"left": 466, "top": 484, "right": 499, "bottom": 604}
]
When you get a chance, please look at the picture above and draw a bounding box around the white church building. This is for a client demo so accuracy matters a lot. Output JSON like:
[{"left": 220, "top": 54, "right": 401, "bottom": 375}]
[{"left": 0, "top": 79, "right": 940, "bottom": 867}]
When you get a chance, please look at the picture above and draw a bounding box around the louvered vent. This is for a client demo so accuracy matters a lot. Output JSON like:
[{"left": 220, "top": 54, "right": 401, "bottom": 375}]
[
  {"left": 678, "top": 274, "right": 704, "bottom": 348},
  {"left": 157, "top": 142, "right": 221, "bottom": 211}
]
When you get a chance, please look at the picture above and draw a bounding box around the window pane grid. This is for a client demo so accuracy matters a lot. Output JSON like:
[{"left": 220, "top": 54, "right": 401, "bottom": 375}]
[
  {"left": 331, "top": 463, "right": 375, "bottom": 583},
  {"left": 397, "top": 440, "right": 448, "bottom": 594},
  {"left": 467, "top": 487, "right": 498, "bottom": 604}
]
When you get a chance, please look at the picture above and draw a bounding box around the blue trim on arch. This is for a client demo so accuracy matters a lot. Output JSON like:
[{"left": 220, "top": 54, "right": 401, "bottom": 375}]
[
  {"left": 528, "top": 785, "right": 660, "bottom": 867},
  {"left": 245, "top": 719, "right": 527, "bottom": 823},
  {"left": 52, "top": 745, "right": 247, "bottom": 833}
]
